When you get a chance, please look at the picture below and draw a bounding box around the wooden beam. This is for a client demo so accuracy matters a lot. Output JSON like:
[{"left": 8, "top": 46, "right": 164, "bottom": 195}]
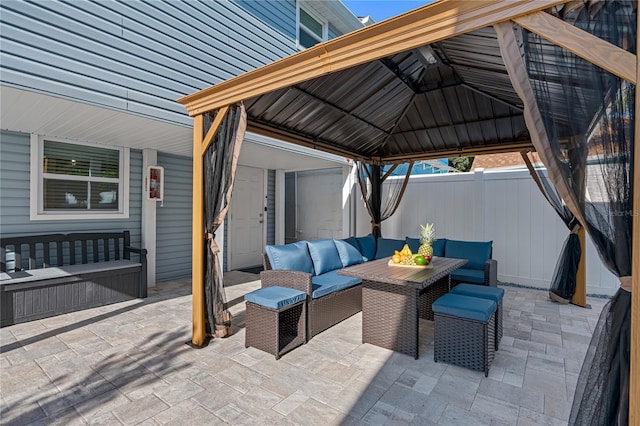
[
  {"left": 629, "top": 8, "right": 640, "bottom": 424},
  {"left": 191, "top": 114, "right": 206, "bottom": 348},
  {"left": 178, "top": 0, "right": 568, "bottom": 116},
  {"left": 514, "top": 12, "right": 636, "bottom": 84},
  {"left": 201, "top": 106, "right": 229, "bottom": 157},
  {"left": 380, "top": 141, "right": 535, "bottom": 163},
  {"left": 571, "top": 226, "right": 587, "bottom": 307}
]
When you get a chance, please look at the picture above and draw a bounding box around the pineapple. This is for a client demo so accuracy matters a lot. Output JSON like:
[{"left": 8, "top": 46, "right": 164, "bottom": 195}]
[{"left": 418, "top": 223, "right": 435, "bottom": 257}]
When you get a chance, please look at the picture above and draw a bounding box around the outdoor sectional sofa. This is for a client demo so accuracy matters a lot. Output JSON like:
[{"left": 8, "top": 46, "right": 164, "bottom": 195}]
[{"left": 261, "top": 235, "right": 497, "bottom": 339}]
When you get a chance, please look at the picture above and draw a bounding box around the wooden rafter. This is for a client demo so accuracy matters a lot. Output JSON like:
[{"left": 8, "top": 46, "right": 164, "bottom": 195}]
[{"left": 514, "top": 11, "right": 637, "bottom": 84}]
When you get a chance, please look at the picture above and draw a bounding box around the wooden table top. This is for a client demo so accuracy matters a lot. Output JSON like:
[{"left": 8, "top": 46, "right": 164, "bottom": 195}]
[{"left": 338, "top": 256, "right": 468, "bottom": 290}]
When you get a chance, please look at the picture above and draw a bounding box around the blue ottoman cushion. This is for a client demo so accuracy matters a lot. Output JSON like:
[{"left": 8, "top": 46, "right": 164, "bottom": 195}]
[
  {"left": 307, "top": 239, "right": 343, "bottom": 275},
  {"left": 432, "top": 293, "right": 496, "bottom": 323},
  {"left": 451, "top": 283, "right": 504, "bottom": 302},
  {"left": 450, "top": 269, "right": 485, "bottom": 284},
  {"left": 265, "top": 241, "right": 315, "bottom": 275},
  {"left": 311, "top": 270, "right": 362, "bottom": 299},
  {"left": 244, "top": 286, "right": 307, "bottom": 310}
]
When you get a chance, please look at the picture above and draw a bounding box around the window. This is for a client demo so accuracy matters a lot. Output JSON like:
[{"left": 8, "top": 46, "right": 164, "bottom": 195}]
[
  {"left": 297, "top": 4, "right": 327, "bottom": 49},
  {"left": 30, "top": 134, "right": 129, "bottom": 220}
]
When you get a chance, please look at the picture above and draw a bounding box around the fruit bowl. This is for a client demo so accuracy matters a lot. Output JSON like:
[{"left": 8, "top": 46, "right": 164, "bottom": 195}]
[{"left": 387, "top": 259, "right": 433, "bottom": 269}]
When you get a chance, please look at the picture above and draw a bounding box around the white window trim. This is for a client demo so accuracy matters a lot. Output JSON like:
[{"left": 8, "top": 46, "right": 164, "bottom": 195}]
[
  {"left": 296, "top": 2, "right": 328, "bottom": 50},
  {"left": 30, "top": 134, "right": 130, "bottom": 220}
]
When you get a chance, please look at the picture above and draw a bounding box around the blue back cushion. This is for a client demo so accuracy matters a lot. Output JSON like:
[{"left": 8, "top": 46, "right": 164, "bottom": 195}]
[
  {"left": 405, "top": 237, "right": 420, "bottom": 253},
  {"left": 343, "top": 236, "right": 360, "bottom": 251},
  {"left": 356, "top": 234, "right": 376, "bottom": 261},
  {"left": 432, "top": 238, "right": 447, "bottom": 257},
  {"left": 265, "top": 241, "right": 314, "bottom": 274},
  {"left": 375, "top": 238, "right": 405, "bottom": 259},
  {"left": 445, "top": 240, "right": 492, "bottom": 270},
  {"left": 307, "top": 239, "right": 344, "bottom": 275},
  {"left": 334, "top": 239, "right": 364, "bottom": 267}
]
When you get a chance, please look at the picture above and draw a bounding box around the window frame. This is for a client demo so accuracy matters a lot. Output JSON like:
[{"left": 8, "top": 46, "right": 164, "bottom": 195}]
[
  {"left": 30, "top": 134, "right": 130, "bottom": 220},
  {"left": 296, "top": 3, "right": 328, "bottom": 49}
]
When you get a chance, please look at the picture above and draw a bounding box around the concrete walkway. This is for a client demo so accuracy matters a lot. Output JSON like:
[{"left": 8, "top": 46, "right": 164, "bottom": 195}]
[{"left": 0, "top": 272, "right": 607, "bottom": 425}]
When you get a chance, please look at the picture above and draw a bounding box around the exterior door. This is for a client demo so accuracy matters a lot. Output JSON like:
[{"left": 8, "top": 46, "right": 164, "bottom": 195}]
[{"left": 229, "top": 166, "right": 265, "bottom": 269}]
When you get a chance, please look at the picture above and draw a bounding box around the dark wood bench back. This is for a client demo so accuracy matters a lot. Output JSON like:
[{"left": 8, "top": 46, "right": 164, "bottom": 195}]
[{"left": 1, "top": 231, "right": 133, "bottom": 273}]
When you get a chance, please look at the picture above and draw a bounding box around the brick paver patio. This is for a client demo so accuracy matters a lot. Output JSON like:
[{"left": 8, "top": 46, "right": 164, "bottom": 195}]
[{"left": 0, "top": 271, "right": 607, "bottom": 425}]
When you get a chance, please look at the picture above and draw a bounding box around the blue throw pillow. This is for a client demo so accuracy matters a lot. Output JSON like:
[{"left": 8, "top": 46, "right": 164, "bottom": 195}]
[
  {"left": 432, "top": 238, "right": 447, "bottom": 257},
  {"left": 334, "top": 239, "right": 364, "bottom": 267},
  {"left": 356, "top": 234, "right": 376, "bottom": 261},
  {"left": 445, "top": 239, "right": 492, "bottom": 270},
  {"left": 343, "top": 236, "right": 360, "bottom": 251},
  {"left": 265, "top": 241, "right": 315, "bottom": 274},
  {"left": 405, "top": 237, "right": 420, "bottom": 253},
  {"left": 375, "top": 238, "right": 405, "bottom": 259},
  {"left": 307, "top": 239, "right": 343, "bottom": 275}
]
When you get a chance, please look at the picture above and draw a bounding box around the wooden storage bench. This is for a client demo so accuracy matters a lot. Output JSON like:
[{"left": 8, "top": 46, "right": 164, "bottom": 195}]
[{"left": 1, "top": 231, "right": 147, "bottom": 327}]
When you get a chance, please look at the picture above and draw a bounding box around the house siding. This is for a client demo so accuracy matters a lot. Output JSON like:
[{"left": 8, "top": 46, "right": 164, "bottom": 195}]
[
  {"left": 156, "top": 152, "right": 192, "bottom": 282},
  {"left": 0, "top": 130, "right": 143, "bottom": 248},
  {"left": 0, "top": 0, "right": 299, "bottom": 126}
]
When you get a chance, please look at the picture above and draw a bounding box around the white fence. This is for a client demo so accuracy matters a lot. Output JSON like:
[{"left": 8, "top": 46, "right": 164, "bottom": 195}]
[{"left": 351, "top": 169, "right": 619, "bottom": 296}]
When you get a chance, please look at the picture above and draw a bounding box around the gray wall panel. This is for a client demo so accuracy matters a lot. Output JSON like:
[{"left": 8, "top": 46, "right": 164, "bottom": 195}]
[
  {"left": 0, "top": 131, "right": 143, "bottom": 248},
  {"left": 267, "top": 170, "right": 276, "bottom": 245},
  {"left": 156, "top": 152, "right": 192, "bottom": 282}
]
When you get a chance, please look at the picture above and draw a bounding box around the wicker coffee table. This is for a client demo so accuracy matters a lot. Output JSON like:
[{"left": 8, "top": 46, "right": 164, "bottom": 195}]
[{"left": 338, "top": 257, "right": 467, "bottom": 359}]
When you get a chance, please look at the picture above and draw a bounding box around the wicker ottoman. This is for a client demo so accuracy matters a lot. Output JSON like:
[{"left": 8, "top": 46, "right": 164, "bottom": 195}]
[
  {"left": 450, "top": 283, "right": 504, "bottom": 350},
  {"left": 432, "top": 293, "right": 497, "bottom": 377},
  {"left": 244, "top": 286, "right": 307, "bottom": 359}
]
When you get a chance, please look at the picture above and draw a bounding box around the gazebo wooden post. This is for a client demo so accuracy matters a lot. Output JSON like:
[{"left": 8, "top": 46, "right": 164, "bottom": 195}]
[
  {"left": 191, "top": 113, "right": 206, "bottom": 347},
  {"left": 571, "top": 211, "right": 587, "bottom": 307}
]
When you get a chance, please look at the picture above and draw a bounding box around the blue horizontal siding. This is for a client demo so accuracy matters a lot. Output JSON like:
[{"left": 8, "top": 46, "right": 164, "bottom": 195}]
[
  {"left": 0, "top": 130, "right": 143, "bottom": 248},
  {"left": 156, "top": 152, "right": 192, "bottom": 282},
  {"left": 0, "top": 0, "right": 299, "bottom": 125}
]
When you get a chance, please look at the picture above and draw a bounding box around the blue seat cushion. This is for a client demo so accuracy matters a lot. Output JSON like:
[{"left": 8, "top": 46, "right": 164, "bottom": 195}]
[
  {"left": 307, "top": 239, "right": 343, "bottom": 275},
  {"left": 432, "top": 238, "right": 447, "bottom": 257},
  {"left": 311, "top": 270, "right": 362, "bottom": 299},
  {"left": 450, "top": 269, "right": 485, "bottom": 284},
  {"left": 375, "top": 238, "right": 405, "bottom": 259},
  {"left": 334, "top": 239, "right": 364, "bottom": 267},
  {"left": 244, "top": 286, "right": 307, "bottom": 310},
  {"left": 432, "top": 293, "right": 497, "bottom": 323},
  {"left": 405, "top": 237, "right": 420, "bottom": 253},
  {"left": 445, "top": 240, "right": 492, "bottom": 270},
  {"left": 265, "top": 241, "right": 314, "bottom": 275},
  {"left": 356, "top": 234, "right": 376, "bottom": 261},
  {"left": 451, "top": 283, "right": 504, "bottom": 302}
]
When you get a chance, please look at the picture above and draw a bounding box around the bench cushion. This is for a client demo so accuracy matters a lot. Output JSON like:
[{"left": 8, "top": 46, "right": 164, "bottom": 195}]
[
  {"left": 432, "top": 293, "right": 497, "bottom": 323},
  {"left": 445, "top": 240, "right": 492, "bottom": 270},
  {"left": 451, "top": 283, "right": 504, "bottom": 302},
  {"left": 334, "top": 239, "right": 364, "bottom": 267},
  {"left": 307, "top": 239, "right": 343, "bottom": 275},
  {"left": 405, "top": 237, "right": 420, "bottom": 253},
  {"left": 356, "top": 234, "right": 376, "bottom": 261},
  {"left": 265, "top": 241, "right": 315, "bottom": 275},
  {"left": 244, "top": 286, "right": 307, "bottom": 310},
  {"left": 405, "top": 237, "right": 446, "bottom": 256},
  {"left": 375, "top": 238, "right": 405, "bottom": 259},
  {"left": 450, "top": 268, "right": 485, "bottom": 284},
  {"left": 311, "top": 270, "right": 362, "bottom": 299}
]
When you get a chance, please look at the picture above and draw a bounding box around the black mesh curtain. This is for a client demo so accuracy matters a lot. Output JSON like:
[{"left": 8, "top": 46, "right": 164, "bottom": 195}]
[
  {"left": 203, "top": 104, "right": 247, "bottom": 338},
  {"left": 522, "top": 153, "right": 582, "bottom": 302},
  {"left": 356, "top": 161, "right": 414, "bottom": 238},
  {"left": 522, "top": 2, "right": 635, "bottom": 424}
]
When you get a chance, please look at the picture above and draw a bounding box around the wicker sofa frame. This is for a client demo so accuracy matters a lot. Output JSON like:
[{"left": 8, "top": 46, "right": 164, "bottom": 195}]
[
  {"left": 451, "top": 258, "right": 498, "bottom": 288},
  {"left": 261, "top": 254, "right": 362, "bottom": 339}
]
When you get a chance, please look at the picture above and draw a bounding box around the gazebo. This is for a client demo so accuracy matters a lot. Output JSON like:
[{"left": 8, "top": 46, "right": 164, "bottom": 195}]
[{"left": 178, "top": 0, "right": 638, "bottom": 423}]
